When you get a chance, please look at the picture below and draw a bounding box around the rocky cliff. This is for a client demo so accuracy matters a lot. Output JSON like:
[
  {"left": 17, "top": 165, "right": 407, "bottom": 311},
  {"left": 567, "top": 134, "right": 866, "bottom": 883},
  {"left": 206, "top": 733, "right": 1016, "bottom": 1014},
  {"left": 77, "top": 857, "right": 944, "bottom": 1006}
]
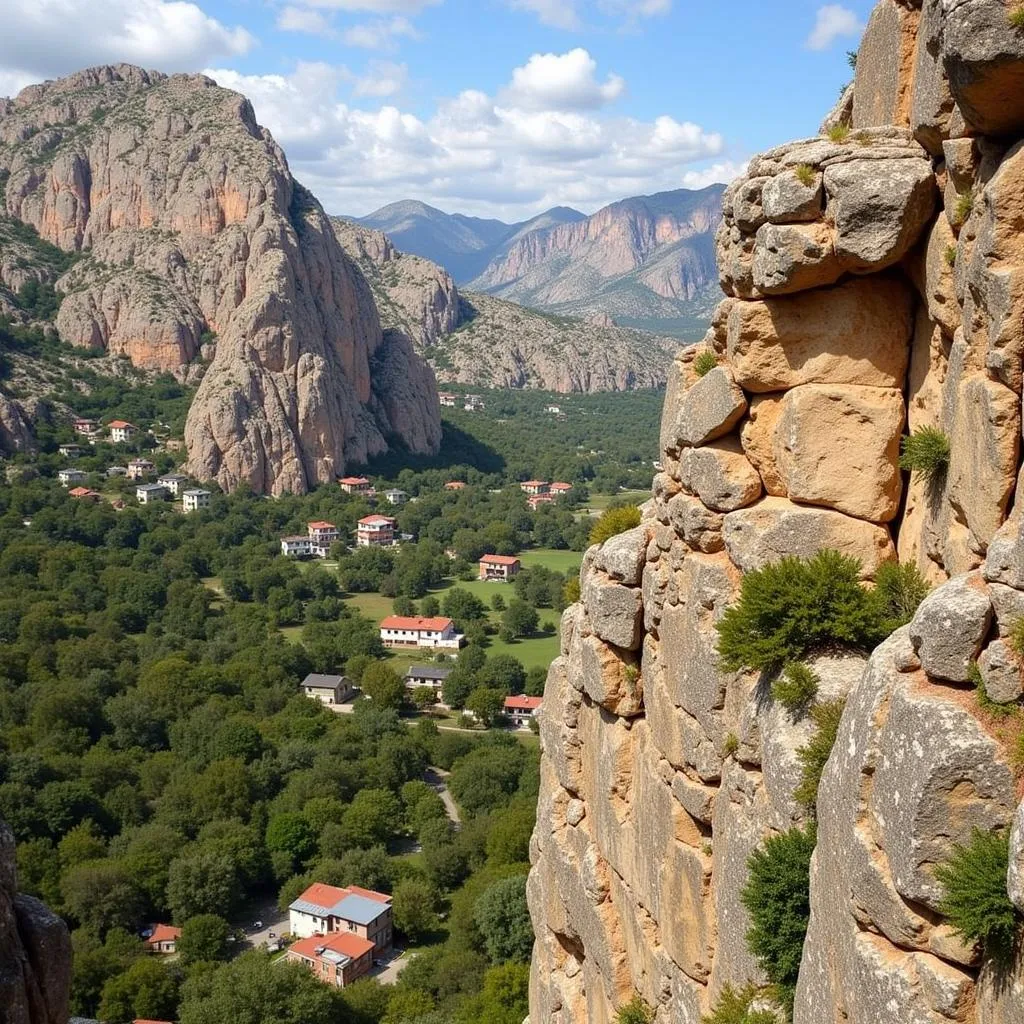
[
  {"left": 334, "top": 219, "right": 676, "bottom": 392},
  {"left": 469, "top": 186, "right": 723, "bottom": 327},
  {"left": 0, "top": 65, "right": 441, "bottom": 494},
  {"left": 0, "top": 819, "right": 70, "bottom": 1024},
  {"left": 528, "top": 2, "right": 1024, "bottom": 1021}
]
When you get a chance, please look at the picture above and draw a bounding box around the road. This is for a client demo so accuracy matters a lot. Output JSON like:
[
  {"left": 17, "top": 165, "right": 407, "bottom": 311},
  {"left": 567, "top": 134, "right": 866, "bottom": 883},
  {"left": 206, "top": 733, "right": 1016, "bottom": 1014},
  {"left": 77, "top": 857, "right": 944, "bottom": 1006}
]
[
  {"left": 243, "top": 903, "right": 288, "bottom": 952},
  {"left": 424, "top": 766, "right": 461, "bottom": 826}
]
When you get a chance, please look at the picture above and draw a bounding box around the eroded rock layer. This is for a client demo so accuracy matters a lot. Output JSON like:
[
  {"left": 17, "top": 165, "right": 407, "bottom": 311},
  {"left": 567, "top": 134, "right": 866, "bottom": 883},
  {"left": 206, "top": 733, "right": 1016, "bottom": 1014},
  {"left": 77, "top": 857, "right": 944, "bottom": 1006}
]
[
  {"left": 528, "top": 3, "right": 1024, "bottom": 1020},
  {"left": 0, "top": 65, "right": 441, "bottom": 494}
]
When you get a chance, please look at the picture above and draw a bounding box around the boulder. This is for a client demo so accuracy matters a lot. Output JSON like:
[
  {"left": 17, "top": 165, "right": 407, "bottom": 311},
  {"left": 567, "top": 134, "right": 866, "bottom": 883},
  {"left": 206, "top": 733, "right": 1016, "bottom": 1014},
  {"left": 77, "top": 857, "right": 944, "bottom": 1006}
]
[
  {"left": 581, "top": 574, "right": 643, "bottom": 652},
  {"left": 1010, "top": 801, "right": 1024, "bottom": 915},
  {"left": 668, "top": 366, "right": 747, "bottom": 450},
  {"left": 593, "top": 526, "right": 648, "bottom": 587},
  {"left": 751, "top": 221, "right": 843, "bottom": 295},
  {"left": 722, "top": 497, "right": 896, "bottom": 579},
  {"left": 942, "top": 0, "right": 1024, "bottom": 136},
  {"left": 578, "top": 634, "right": 643, "bottom": 718},
  {"left": 740, "top": 395, "right": 786, "bottom": 496},
  {"left": 823, "top": 157, "right": 936, "bottom": 272},
  {"left": 909, "top": 214, "right": 961, "bottom": 338},
  {"left": 910, "top": 0, "right": 956, "bottom": 154},
  {"left": 773, "top": 384, "right": 904, "bottom": 523},
  {"left": 725, "top": 275, "right": 913, "bottom": 393},
  {"left": 978, "top": 638, "right": 1023, "bottom": 704},
  {"left": 731, "top": 176, "right": 770, "bottom": 233},
  {"left": 666, "top": 492, "right": 725, "bottom": 553},
  {"left": 908, "top": 572, "right": 993, "bottom": 682},
  {"left": 985, "top": 506, "right": 1024, "bottom": 590},
  {"left": 659, "top": 355, "right": 688, "bottom": 459},
  {"left": 761, "top": 169, "right": 823, "bottom": 224},
  {"left": 679, "top": 440, "right": 763, "bottom": 513},
  {"left": 853, "top": 0, "right": 920, "bottom": 129}
]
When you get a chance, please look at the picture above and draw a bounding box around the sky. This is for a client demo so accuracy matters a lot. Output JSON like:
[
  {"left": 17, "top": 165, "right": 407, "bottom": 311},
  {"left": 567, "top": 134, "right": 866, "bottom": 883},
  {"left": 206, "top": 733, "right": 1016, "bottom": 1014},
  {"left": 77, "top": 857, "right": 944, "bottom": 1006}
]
[{"left": 0, "top": 0, "right": 873, "bottom": 221}]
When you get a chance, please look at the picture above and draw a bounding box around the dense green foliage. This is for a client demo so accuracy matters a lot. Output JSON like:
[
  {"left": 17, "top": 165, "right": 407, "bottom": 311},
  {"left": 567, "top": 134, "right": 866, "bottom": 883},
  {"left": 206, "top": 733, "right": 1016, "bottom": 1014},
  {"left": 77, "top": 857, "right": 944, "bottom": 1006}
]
[
  {"left": 771, "top": 662, "right": 820, "bottom": 716},
  {"left": 740, "top": 825, "right": 816, "bottom": 1011},
  {"left": 794, "top": 700, "right": 846, "bottom": 811},
  {"left": 717, "top": 550, "right": 887, "bottom": 673},
  {"left": 899, "top": 427, "right": 951, "bottom": 484},
  {"left": 589, "top": 504, "right": 642, "bottom": 546},
  {"left": 693, "top": 351, "right": 718, "bottom": 377},
  {"left": 616, "top": 995, "right": 656, "bottom": 1024},
  {"left": 702, "top": 984, "right": 779, "bottom": 1024},
  {"left": 936, "top": 829, "right": 1021, "bottom": 963},
  {"left": 870, "top": 561, "right": 931, "bottom": 633}
]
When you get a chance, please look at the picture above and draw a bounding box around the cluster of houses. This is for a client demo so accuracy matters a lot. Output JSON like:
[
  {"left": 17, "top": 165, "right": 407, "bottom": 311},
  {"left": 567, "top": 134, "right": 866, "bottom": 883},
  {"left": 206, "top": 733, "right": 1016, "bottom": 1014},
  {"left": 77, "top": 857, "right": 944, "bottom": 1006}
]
[
  {"left": 519, "top": 479, "right": 572, "bottom": 510},
  {"left": 281, "top": 514, "right": 405, "bottom": 558},
  {"left": 438, "top": 393, "right": 485, "bottom": 411},
  {"left": 58, "top": 457, "right": 211, "bottom": 512}
]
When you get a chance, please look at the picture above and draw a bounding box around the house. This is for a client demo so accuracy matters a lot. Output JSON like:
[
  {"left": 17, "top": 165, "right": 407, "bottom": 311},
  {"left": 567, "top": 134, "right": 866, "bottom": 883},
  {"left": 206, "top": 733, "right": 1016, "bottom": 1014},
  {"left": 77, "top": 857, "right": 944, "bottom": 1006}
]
[
  {"left": 549, "top": 482, "right": 573, "bottom": 496},
  {"left": 157, "top": 473, "right": 189, "bottom": 496},
  {"left": 68, "top": 487, "right": 101, "bottom": 502},
  {"left": 438, "top": 392, "right": 457, "bottom": 407},
  {"left": 404, "top": 664, "right": 452, "bottom": 699},
  {"left": 380, "top": 616, "right": 464, "bottom": 650},
  {"left": 301, "top": 673, "right": 355, "bottom": 706},
  {"left": 136, "top": 483, "right": 169, "bottom": 504},
  {"left": 108, "top": 420, "right": 136, "bottom": 443},
  {"left": 444, "top": 481, "right": 466, "bottom": 491},
  {"left": 356, "top": 515, "right": 396, "bottom": 547},
  {"left": 127, "top": 458, "right": 156, "bottom": 481},
  {"left": 144, "top": 923, "right": 181, "bottom": 954},
  {"left": 528, "top": 494, "right": 556, "bottom": 510},
  {"left": 58, "top": 443, "right": 82, "bottom": 458},
  {"left": 163, "top": 438, "right": 185, "bottom": 452},
  {"left": 287, "top": 932, "right": 376, "bottom": 989},
  {"left": 288, "top": 882, "right": 393, "bottom": 951},
  {"left": 308, "top": 521, "right": 341, "bottom": 557},
  {"left": 73, "top": 418, "right": 98, "bottom": 436},
  {"left": 106, "top": 466, "right": 128, "bottom": 478},
  {"left": 338, "top": 476, "right": 371, "bottom": 494},
  {"left": 545, "top": 405, "right": 561, "bottom": 414},
  {"left": 58, "top": 468, "right": 88, "bottom": 487},
  {"left": 182, "top": 488, "right": 211, "bottom": 513},
  {"left": 519, "top": 480, "right": 550, "bottom": 496},
  {"left": 479, "top": 554, "right": 521, "bottom": 582},
  {"left": 504, "top": 695, "right": 543, "bottom": 725},
  {"left": 382, "top": 488, "right": 408, "bottom": 506},
  {"left": 463, "top": 394, "right": 485, "bottom": 411},
  {"left": 281, "top": 535, "right": 313, "bottom": 558}
]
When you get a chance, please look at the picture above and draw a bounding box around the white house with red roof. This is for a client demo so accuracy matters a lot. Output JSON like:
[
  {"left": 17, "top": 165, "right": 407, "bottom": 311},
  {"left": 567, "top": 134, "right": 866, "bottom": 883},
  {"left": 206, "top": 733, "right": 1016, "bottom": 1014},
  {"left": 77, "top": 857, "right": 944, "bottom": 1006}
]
[
  {"left": 288, "top": 882, "right": 393, "bottom": 952},
  {"left": 356, "top": 514, "right": 396, "bottom": 547},
  {"left": 519, "top": 480, "right": 550, "bottom": 496},
  {"left": 479, "top": 554, "right": 521, "bottom": 582},
  {"left": 504, "top": 694, "right": 543, "bottom": 725},
  {"left": 338, "top": 476, "right": 371, "bottom": 494},
  {"left": 287, "top": 931, "right": 376, "bottom": 988},
  {"left": 379, "top": 615, "right": 464, "bottom": 650},
  {"left": 144, "top": 923, "right": 181, "bottom": 954},
  {"left": 108, "top": 420, "right": 136, "bottom": 444},
  {"left": 549, "top": 482, "right": 573, "bottom": 495},
  {"left": 527, "top": 493, "right": 556, "bottom": 510},
  {"left": 308, "top": 521, "right": 341, "bottom": 556}
]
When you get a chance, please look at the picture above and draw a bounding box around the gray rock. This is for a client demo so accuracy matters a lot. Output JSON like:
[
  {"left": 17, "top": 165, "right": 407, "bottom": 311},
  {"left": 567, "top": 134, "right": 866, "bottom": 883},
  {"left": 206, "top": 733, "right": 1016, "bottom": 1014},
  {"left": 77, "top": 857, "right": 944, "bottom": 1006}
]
[
  {"left": 731, "top": 176, "right": 770, "bottom": 233},
  {"left": 989, "top": 582, "right": 1024, "bottom": 637},
  {"left": 824, "top": 157, "right": 936, "bottom": 272},
  {"left": 820, "top": 82, "right": 853, "bottom": 135},
  {"left": 666, "top": 492, "right": 725, "bottom": 553},
  {"left": 942, "top": 0, "right": 1024, "bottom": 136},
  {"left": 1009, "top": 801, "right": 1024, "bottom": 915},
  {"left": 581, "top": 574, "right": 642, "bottom": 651},
  {"left": 761, "top": 169, "right": 823, "bottom": 224},
  {"left": 910, "top": 0, "right": 955, "bottom": 155},
  {"left": 908, "top": 572, "right": 993, "bottom": 682},
  {"left": 852, "top": 0, "right": 915, "bottom": 129},
  {"left": 679, "top": 441, "right": 763, "bottom": 513},
  {"left": 593, "top": 525, "right": 648, "bottom": 587},
  {"left": 984, "top": 512, "right": 1024, "bottom": 590},
  {"left": 978, "top": 638, "right": 1023, "bottom": 703},
  {"left": 670, "top": 366, "right": 747, "bottom": 449},
  {"left": 751, "top": 221, "right": 843, "bottom": 295}
]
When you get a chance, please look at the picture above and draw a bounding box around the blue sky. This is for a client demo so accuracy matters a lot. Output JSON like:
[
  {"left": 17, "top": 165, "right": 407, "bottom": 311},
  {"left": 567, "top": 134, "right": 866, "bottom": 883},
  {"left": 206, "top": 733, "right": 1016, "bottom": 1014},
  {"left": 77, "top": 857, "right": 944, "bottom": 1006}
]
[{"left": 0, "top": 0, "right": 874, "bottom": 219}]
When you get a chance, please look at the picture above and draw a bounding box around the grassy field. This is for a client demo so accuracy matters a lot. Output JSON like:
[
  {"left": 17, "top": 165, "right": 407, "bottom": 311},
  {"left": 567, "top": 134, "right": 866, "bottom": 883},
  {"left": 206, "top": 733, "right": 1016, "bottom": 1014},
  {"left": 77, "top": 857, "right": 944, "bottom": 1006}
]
[
  {"left": 586, "top": 489, "right": 650, "bottom": 511},
  {"left": 517, "top": 548, "right": 582, "bottom": 574}
]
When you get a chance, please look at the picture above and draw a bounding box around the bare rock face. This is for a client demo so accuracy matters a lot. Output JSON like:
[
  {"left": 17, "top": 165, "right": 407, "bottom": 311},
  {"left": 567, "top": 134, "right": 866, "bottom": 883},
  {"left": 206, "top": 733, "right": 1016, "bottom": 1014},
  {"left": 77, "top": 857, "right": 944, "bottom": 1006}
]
[
  {"left": 0, "top": 819, "right": 72, "bottom": 1024},
  {"left": 0, "top": 392, "right": 33, "bottom": 454},
  {"left": 0, "top": 65, "right": 441, "bottom": 494}
]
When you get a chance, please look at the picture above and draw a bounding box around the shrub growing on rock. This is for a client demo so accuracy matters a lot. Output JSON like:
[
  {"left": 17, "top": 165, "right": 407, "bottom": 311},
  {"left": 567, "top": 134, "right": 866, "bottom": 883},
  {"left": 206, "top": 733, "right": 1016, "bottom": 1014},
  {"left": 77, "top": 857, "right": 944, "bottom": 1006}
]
[
  {"left": 794, "top": 163, "right": 816, "bottom": 187},
  {"left": 702, "top": 984, "right": 779, "bottom": 1024},
  {"left": 740, "top": 825, "right": 816, "bottom": 1012},
  {"left": 589, "top": 505, "right": 642, "bottom": 546},
  {"left": 693, "top": 351, "right": 718, "bottom": 378},
  {"left": 794, "top": 699, "right": 846, "bottom": 811},
  {"left": 716, "top": 550, "right": 883, "bottom": 674},
  {"left": 771, "top": 662, "right": 820, "bottom": 716},
  {"left": 868, "top": 560, "right": 931, "bottom": 633},
  {"left": 1011, "top": 3, "right": 1024, "bottom": 29},
  {"left": 899, "top": 427, "right": 951, "bottom": 483},
  {"left": 616, "top": 995, "right": 655, "bottom": 1024},
  {"left": 936, "top": 828, "right": 1021, "bottom": 963},
  {"left": 827, "top": 122, "right": 850, "bottom": 142}
]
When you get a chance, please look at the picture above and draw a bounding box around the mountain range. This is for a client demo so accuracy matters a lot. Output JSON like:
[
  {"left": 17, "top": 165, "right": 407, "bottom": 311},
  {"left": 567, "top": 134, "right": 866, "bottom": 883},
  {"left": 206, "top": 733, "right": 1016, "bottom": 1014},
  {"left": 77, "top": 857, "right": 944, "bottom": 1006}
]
[{"left": 356, "top": 185, "right": 724, "bottom": 337}]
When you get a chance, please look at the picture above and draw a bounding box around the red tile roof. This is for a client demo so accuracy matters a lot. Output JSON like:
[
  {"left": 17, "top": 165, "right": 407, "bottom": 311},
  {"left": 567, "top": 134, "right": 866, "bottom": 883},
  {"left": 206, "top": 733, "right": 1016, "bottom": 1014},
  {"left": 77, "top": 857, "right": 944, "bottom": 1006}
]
[
  {"left": 68, "top": 487, "right": 98, "bottom": 498},
  {"left": 480, "top": 554, "right": 520, "bottom": 565},
  {"left": 347, "top": 885, "right": 392, "bottom": 904},
  {"left": 339, "top": 476, "right": 370, "bottom": 485},
  {"left": 289, "top": 931, "right": 375, "bottom": 963},
  {"left": 504, "top": 695, "right": 543, "bottom": 711},
  {"left": 520, "top": 480, "right": 548, "bottom": 487},
  {"left": 380, "top": 616, "right": 454, "bottom": 632},
  {"left": 297, "top": 882, "right": 349, "bottom": 909},
  {"left": 359, "top": 515, "right": 396, "bottom": 525},
  {"left": 445, "top": 481, "right": 466, "bottom": 488},
  {"left": 108, "top": 420, "right": 135, "bottom": 429},
  {"left": 308, "top": 521, "right": 337, "bottom": 530},
  {"left": 550, "top": 482, "right": 573, "bottom": 490},
  {"left": 147, "top": 924, "right": 181, "bottom": 944}
]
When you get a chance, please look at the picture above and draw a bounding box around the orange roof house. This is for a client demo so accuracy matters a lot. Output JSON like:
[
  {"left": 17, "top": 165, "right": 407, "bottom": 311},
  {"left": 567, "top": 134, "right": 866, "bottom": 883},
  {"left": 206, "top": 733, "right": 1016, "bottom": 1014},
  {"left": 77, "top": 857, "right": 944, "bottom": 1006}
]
[
  {"left": 287, "top": 931, "right": 376, "bottom": 988},
  {"left": 479, "top": 554, "right": 522, "bottom": 581},
  {"left": 379, "top": 615, "right": 463, "bottom": 650},
  {"left": 145, "top": 923, "right": 181, "bottom": 953}
]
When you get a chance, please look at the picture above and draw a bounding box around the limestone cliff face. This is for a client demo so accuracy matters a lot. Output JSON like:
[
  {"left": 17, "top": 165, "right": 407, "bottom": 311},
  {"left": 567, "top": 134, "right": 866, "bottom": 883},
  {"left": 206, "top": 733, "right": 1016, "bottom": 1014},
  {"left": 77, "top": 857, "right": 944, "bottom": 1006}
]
[
  {"left": 0, "top": 65, "right": 441, "bottom": 494},
  {"left": 528, "top": 3, "right": 1024, "bottom": 1021},
  {"left": 0, "top": 819, "right": 71, "bottom": 1024}
]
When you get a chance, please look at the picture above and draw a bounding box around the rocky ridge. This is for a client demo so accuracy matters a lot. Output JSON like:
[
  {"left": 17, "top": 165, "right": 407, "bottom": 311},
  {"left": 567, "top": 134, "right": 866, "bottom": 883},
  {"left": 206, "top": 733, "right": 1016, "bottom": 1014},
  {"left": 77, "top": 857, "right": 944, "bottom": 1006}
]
[
  {"left": 527, "top": 2, "right": 1024, "bottom": 1021},
  {"left": 333, "top": 219, "right": 676, "bottom": 393},
  {"left": 0, "top": 65, "right": 441, "bottom": 494}
]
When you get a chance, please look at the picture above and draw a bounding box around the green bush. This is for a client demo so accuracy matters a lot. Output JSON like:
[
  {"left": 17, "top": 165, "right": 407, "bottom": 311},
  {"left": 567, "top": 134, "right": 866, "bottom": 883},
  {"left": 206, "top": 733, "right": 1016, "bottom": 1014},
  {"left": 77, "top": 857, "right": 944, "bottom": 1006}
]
[
  {"left": 827, "top": 122, "right": 850, "bottom": 142},
  {"left": 936, "top": 828, "right": 1021, "bottom": 963},
  {"left": 716, "top": 549, "right": 884, "bottom": 674},
  {"left": 794, "top": 164, "right": 816, "bottom": 188},
  {"left": 944, "top": 244, "right": 957, "bottom": 268},
  {"left": 693, "top": 351, "right": 718, "bottom": 377},
  {"left": 772, "top": 662, "right": 820, "bottom": 716},
  {"left": 590, "top": 505, "right": 642, "bottom": 547},
  {"left": 702, "top": 984, "right": 779, "bottom": 1024},
  {"left": 899, "top": 427, "right": 951, "bottom": 484},
  {"left": 616, "top": 995, "right": 655, "bottom": 1024},
  {"left": 1008, "top": 617, "right": 1024, "bottom": 660},
  {"left": 740, "top": 825, "right": 816, "bottom": 1012},
  {"left": 1011, "top": 3, "right": 1024, "bottom": 29},
  {"left": 953, "top": 189, "right": 975, "bottom": 226},
  {"left": 794, "top": 699, "right": 846, "bottom": 811},
  {"left": 869, "top": 560, "right": 931, "bottom": 633}
]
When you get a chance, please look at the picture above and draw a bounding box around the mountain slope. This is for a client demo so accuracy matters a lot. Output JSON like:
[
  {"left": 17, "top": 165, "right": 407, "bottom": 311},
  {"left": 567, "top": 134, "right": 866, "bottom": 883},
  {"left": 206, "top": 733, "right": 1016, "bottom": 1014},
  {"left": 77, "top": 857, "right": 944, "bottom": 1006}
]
[
  {"left": 0, "top": 64, "right": 441, "bottom": 494},
  {"left": 470, "top": 185, "right": 724, "bottom": 331},
  {"left": 333, "top": 218, "right": 675, "bottom": 392},
  {"left": 356, "top": 200, "right": 585, "bottom": 282}
]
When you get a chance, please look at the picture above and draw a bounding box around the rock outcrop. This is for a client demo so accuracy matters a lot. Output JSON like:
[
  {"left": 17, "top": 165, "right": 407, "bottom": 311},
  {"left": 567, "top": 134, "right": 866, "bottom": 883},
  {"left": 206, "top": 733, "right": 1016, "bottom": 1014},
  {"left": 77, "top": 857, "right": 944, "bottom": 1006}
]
[
  {"left": 528, "top": 4, "right": 1024, "bottom": 1021},
  {"left": 0, "top": 819, "right": 71, "bottom": 1024},
  {"left": 334, "top": 218, "right": 677, "bottom": 393},
  {"left": 0, "top": 65, "right": 442, "bottom": 494}
]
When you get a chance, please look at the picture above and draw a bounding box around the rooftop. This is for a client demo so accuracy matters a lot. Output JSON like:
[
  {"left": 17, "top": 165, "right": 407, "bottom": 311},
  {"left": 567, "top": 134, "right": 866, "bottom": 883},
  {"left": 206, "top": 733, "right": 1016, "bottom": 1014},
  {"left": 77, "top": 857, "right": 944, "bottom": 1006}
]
[
  {"left": 136, "top": 483, "right": 167, "bottom": 492},
  {"left": 406, "top": 665, "right": 452, "bottom": 681},
  {"left": 302, "top": 673, "right": 350, "bottom": 690},
  {"left": 308, "top": 521, "right": 337, "bottom": 530},
  {"left": 505, "top": 695, "right": 543, "bottom": 711},
  {"left": 380, "top": 615, "right": 455, "bottom": 632},
  {"left": 480, "top": 554, "right": 520, "bottom": 565},
  {"left": 183, "top": 488, "right": 211, "bottom": 496},
  {"left": 108, "top": 420, "right": 135, "bottom": 429},
  {"left": 339, "top": 476, "right": 370, "bottom": 485},
  {"left": 289, "top": 931, "right": 375, "bottom": 966},
  {"left": 291, "top": 882, "right": 391, "bottom": 922},
  {"left": 359, "top": 515, "right": 396, "bottom": 525},
  {"left": 146, "top": 923, "right": 181, "bottom": 943}
]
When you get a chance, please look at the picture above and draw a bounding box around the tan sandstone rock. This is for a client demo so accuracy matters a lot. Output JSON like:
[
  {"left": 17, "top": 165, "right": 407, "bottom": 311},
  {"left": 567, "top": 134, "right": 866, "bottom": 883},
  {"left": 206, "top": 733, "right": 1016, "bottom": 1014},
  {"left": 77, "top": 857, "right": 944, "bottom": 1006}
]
[
  {"left": 853, "top": 0, "right": 920, "bottom": 130},
  {"left": 679, "top": 439, "right": 763, "bottom": 513},
  {"left": 739, "top": 395, "right": 786, "bottom": 496}
]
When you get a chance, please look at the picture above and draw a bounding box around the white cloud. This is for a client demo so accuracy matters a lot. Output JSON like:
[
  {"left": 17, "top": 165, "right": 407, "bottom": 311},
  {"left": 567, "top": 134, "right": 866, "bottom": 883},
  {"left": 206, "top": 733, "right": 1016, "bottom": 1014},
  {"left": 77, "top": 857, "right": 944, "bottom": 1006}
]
[
  {"left": 342, "top": 16, "right": 420, "bottom": 49},
  {"left": 277, "top": 6, "right": 336, "bottom": 35},
  {"left": 503, "top": 49, "right": 624, "bottom": 111},
  {"left": 203, "top": 51, "right": 730, "bottom": 219},
  {"left": 0, "top": 0, "right": 253, "bottom": 86},
  {"left": 806, "top": 4, "right": 862, "bottom": 51},
  {"left": 301, "top": 0, "right": 439, "bottom": 11},
  {"left": 509, "top": 0, "right": 582, "bottom": 30},
  {"left": 509, "top": 0, "right": 670, "bottom": 30},
  {"left": 354, "top": 60, "right": 408, "bottom": 96}
]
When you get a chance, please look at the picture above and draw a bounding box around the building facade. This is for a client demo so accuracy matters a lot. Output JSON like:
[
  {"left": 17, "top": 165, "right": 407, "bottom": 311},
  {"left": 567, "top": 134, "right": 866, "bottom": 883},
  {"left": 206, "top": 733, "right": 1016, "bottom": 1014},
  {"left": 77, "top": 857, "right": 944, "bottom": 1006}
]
[
  {"left": 301, "top": 673, "right": 355, "bottom": 705},
  {"left": 519, "top": 480, "right": 550, "bottom": 496},
  {"left": 182, "top": 489, "right": 211, "bottom": 513},
  {"left": 58, "top": 469, "right": 88, "bottom": 487},
  {"left": 136, "top": 484, "right": 169, "bottom": 504},
  {"left": 127, "top": 459, "right": 155, "bottom": 481},
  {"left": 281, "top": 535, "right": 313, "bottom": 557},
  {"left": 289, "top": 883, "right": 393, "bottom": 951},
  {"left": 108, "top": 420, "right": 136, "bottom": 443},
  {"left": 404, "top": 665, "right": 452, "bottom": 699},
  {"left": 287, "top": 932, "right": 375, "bottom": 988},
  {"left": 503, "top": 694, "right": 542, "bottom": 725},
  {"left": 157, "top": 473, "right": 188, "bottom": 496},
  {"left": 308, "top": 521, "right": 341, "bottom": 557},
  {"left": 338, "top": 476, "right": 371, "bottom": 494},
  {"left": 379, "top": 616, "right": 464, "bottom": 650},
  {"left": 356, "top": 515, "right": 396, "bottom": 547},
  {"left": 479, "top": 554, "right": 521, "bottom": 582}
]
